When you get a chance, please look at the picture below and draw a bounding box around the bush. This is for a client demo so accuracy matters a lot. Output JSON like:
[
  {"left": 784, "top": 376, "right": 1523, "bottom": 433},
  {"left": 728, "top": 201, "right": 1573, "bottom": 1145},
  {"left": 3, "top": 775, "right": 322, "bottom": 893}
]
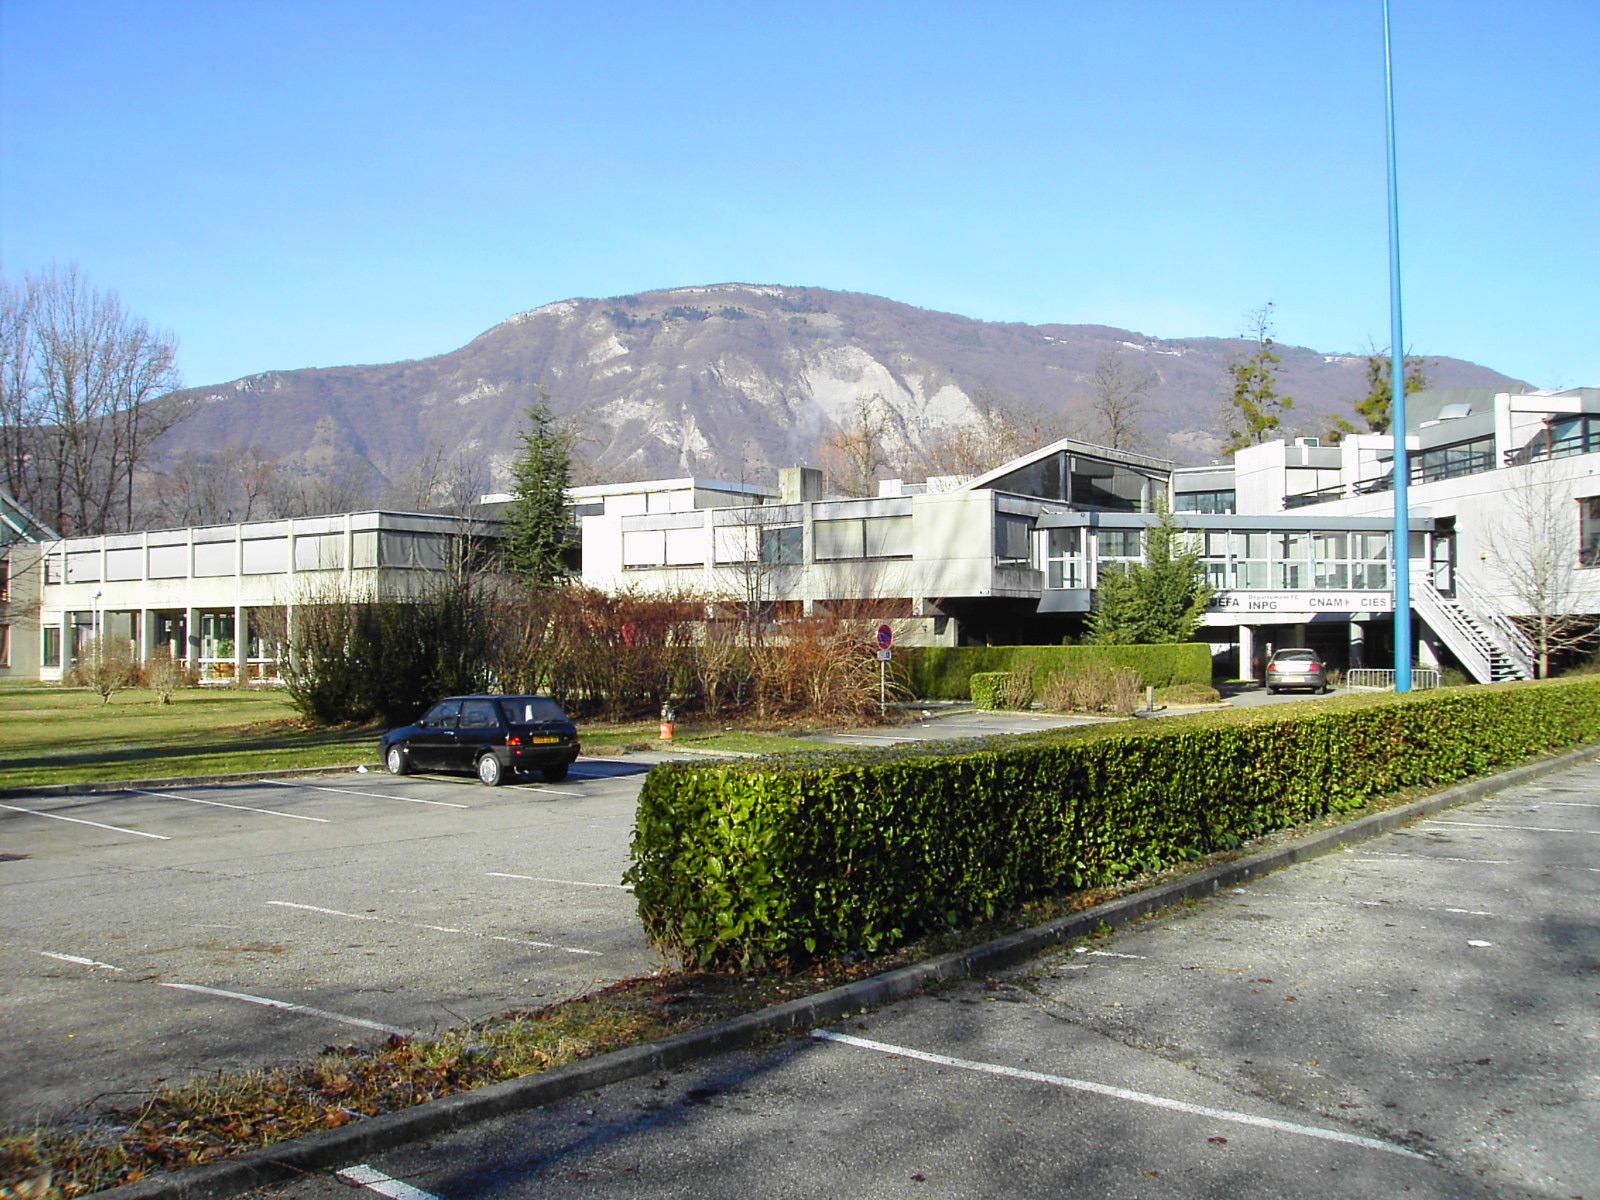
[
  {"left": 900, "top": 643, "right": 1211, "bottom": 701},
  {"left": 139, "top": 647, "right": 196, "bottom": 703},
  {"left": 970, "top": 669, "right": 1034, "bottom": 710},
  {"left": 627, "top": 677, "right": 1600, "bottom": 970},
  {"left": 1038, "top": 661, "right": 1142, "bottom": 715}
]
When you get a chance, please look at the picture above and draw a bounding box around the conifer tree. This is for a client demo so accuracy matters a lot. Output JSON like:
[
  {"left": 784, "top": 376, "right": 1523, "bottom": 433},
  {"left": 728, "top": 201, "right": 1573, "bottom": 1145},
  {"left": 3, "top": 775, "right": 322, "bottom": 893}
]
[
  {"left": 504, "top": 389, "right": 574, "bottom": 588},
  {"left": 1086, "top": 507, "right": 1210, "bottom": 644}
]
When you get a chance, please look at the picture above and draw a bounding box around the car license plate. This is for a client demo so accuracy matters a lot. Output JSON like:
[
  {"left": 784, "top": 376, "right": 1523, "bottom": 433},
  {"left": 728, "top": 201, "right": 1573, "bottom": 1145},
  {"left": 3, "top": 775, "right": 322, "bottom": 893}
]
[{"left": 529, "top": 736, "right": 560, "bottom": 744}]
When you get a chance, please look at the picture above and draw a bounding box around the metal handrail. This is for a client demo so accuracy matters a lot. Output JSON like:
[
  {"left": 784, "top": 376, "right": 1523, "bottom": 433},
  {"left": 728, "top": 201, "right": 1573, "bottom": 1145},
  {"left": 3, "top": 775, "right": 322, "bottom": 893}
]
[{"left": 1451, "top": 574, "right": 1536, "bottom": 674}]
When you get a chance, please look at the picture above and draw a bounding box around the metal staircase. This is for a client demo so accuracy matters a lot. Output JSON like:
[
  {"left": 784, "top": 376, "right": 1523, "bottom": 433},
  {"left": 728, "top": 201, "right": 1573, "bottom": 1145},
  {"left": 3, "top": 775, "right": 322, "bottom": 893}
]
[{"left": 1411, "top": 574, "right": 1535, "bottom": 683}]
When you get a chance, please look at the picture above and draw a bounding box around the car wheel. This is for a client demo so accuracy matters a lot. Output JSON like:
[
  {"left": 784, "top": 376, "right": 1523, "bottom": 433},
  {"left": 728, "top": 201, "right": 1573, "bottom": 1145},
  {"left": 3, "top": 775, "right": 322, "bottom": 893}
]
[
  {"left": 1267, "top": 687, "right": 1278, "bottom": 695},
  {"left": 476, "top": 753, "right": 504, "bottom": 787},
  {"left": 542, "top": 763, "right": 570, "bottom": 783},
  {"left": 385, "top": 745, "right": 410, "bottom": 776}
]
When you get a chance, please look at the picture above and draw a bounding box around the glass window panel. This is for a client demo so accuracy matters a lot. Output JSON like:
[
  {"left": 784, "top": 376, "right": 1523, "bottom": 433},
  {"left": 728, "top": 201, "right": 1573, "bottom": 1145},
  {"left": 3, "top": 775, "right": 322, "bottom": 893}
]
[
  {"left": 993, "top": 516, "right": 1030, "bottom": 563},
  {"left": 761, "top": 526, "right": 803, "bottom": 565},
  {"left": 193, "top": 541, "right": 236, "bottom": 577},
  {"left": 1047, "top": 528, "right": 1081, "bottom": 556},
  {"left": 664, "top": 527, "right": 705, "bottom": 565},
  {"left": 866, "top": 515, "right": 914, "bottom": 558},
  {"left": 104, "top": 547, "right": 142, "bottom": 580},
  {"left": 622, "top": 529, "right": 666, "bottom": 567},
  {"left": 66, "top": 551, "right": 101, "bottom": 583},
  {"left": 149, "top": 544, "right": 188, "bottom": 578},
  {"left": 815, "top": 519, "right": 865, "bottom": 560},
  {"left": 242, "top": 538, "right": 288, "bottom": 574}
]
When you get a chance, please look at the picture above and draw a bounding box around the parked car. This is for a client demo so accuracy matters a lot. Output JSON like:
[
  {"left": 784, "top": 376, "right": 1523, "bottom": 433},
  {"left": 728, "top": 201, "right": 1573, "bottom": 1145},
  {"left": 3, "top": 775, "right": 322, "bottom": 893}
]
[
  {"left": 379, "top": 695, "right": 581, "bottom": 786},
  {"left": 1265, "top": 648, "right": 1330, "bottom": 694}
]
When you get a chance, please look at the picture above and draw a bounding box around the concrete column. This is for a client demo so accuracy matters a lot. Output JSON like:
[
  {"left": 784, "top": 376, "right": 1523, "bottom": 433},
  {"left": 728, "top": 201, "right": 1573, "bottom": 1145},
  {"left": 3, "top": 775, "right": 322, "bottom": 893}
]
[
  {"left": 139, "top": 608, "right": 154, "bottom": 664},
  {"left": 1237, "top": 624, "right": 1256, "bottom": 682},
  {"left": 1348, "top": 618, "right": 1366, "bottom": 670},
  {"left": 185, "top": 606, "right": 198, "bottom": 666},
  {"left": 1417, "top": 632, "right": 1441, "bottom": 672},
  {"left": 235, "top": 604, "right": 248, "bottom": 681}
]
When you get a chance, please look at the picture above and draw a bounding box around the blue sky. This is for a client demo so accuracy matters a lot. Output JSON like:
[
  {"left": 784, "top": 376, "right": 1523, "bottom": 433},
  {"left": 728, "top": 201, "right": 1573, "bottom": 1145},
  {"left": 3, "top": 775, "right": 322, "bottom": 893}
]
[{"left": 2, "top": 1, "right": 1595, "bottom": 391}]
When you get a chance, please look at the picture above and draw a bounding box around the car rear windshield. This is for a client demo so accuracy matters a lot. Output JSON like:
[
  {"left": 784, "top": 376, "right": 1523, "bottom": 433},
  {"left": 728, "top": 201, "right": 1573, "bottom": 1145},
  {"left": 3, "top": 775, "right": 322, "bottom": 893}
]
[
  {"left": 499, "top": 697, "right": 568, "bottom": 724},
  {"left": 1274, "top": 650, "right": 1318, "bottom": 662}
]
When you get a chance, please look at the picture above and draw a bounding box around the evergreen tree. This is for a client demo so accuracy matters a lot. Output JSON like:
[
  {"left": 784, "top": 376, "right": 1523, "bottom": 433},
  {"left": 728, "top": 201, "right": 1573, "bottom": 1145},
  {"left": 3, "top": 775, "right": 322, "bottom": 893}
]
[
  {"left": 1222, "top": 303, "right": 1294, "bottom": 453},
  {"left": 1352, "top": 349, "right": 1430, "bottom": 435},
  {"left": 1087, "top": 508, "right": 1211, "bottom": 644},
  {"left": 504, "top": 390, "right": 575, "bottom": 588}
]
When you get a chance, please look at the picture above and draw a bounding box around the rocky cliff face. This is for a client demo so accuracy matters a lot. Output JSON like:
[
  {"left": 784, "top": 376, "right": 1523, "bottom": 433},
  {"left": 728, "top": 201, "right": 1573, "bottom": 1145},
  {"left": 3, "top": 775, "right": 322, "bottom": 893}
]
[{"left": 158, "top": 283, "right": 1524, "bottom": 498}]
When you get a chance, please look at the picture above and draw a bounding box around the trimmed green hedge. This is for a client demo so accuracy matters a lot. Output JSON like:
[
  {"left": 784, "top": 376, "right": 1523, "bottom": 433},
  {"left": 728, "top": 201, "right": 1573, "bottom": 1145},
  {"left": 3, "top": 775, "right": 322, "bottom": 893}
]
[
  {"left": 627, "top": 678, "right": 1600, "bottom": 970},
  {"left": 899, "top": 643, "right": 1212, "bottom": 701},
  {"left": 970, "top": 671, "right": 1033, "bottom": 710}
]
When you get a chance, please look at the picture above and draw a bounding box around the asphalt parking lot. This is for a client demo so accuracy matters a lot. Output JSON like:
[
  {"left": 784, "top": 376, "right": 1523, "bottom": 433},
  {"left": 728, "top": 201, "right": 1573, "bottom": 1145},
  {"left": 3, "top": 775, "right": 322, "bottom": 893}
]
[
  {"left": 0, "top": 758, "right": 665, "bottom": 1124},
  {"left": 247, "top": 754, "right": 1600, "bottom": 1200}
]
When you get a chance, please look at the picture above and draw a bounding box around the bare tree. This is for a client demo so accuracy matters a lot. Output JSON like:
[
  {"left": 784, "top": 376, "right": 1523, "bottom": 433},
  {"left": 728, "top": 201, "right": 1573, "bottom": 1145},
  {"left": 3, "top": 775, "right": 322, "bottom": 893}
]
[
  {"left": 1086, "top": 350, "right": 1157, "bottom": 450},
  {"left": 919, "top": 387, "right": 1074, "bottom": 478},
  {"left": 0, "top": 265, "right": 186, "bottom": 535},
  {"left": 144, "top": 444, "right": 282, "bottom": 527},
  {"left": 818, "top": 393, "right": 894, "bottom": 496},
  {"left": 1489, "top": 464, "right": 1599, "bottom": 677}
]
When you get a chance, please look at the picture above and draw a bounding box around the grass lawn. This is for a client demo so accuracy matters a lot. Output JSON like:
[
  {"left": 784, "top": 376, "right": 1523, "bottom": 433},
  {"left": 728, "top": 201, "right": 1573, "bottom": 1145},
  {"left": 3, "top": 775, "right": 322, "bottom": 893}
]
[
  {"left": 0, "top": 689, "right": 830, "bottom": 791},
  {"left": 0, "top": 688, "right": 376, "bottom": 790}
]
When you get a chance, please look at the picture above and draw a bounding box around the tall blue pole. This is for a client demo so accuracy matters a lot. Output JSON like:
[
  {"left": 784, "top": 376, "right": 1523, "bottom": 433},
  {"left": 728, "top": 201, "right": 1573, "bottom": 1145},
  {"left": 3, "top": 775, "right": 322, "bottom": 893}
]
[{"left": 1384, "top": 0, "right": 1412, "bottom": 692}]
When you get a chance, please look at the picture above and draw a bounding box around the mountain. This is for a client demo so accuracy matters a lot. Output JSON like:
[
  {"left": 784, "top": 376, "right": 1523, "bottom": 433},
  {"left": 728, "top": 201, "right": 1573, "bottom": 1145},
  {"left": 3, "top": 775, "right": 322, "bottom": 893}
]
[{"left": 154, "top": 284, "right": 1525, "bottom": 506}]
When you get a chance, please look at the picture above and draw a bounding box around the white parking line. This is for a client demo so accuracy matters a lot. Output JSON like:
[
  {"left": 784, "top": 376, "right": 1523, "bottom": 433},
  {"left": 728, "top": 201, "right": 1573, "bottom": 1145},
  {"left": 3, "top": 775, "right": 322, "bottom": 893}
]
[
  {"left": 1429, "top": 819, "right": 1600, "bottom": 836},
  {"left": 159, "top": 982, "right": 418, "bottom": 1036},
  {"left": 266, "top": 900, "right": 603, "bottom": 956},
  {"left": 814, "top": 1031, "right": 1426, "bottom": 1160},
  {"left": 260, "top": 779, "right": 468, "bottom": 809},
  {"left": 338, "top": 1166, "right": 443, "bottom": 1200},
  {"left": 503, "top": 783, "right": 584, "bottom": 796},
  {"left": 0, "top": 801, "right": 169, "bottom": 840},
  {"left": 40, "top": 951, "right": 124, "bottom": 971},
  {"left": 487, "top": 871, "right": 631, "bottom": 891},
  {"left": 128, "top": 788, "right": 329, "bottom": 823},
  {"left": 1355, "top": 851, "right": 1511, "bottom": 865}
]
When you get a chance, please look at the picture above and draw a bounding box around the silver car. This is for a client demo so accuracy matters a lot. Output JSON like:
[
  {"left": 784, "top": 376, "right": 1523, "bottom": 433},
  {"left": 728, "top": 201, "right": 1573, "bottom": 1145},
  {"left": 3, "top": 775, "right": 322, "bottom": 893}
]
[{"left": 1266, "top": 648, "right": 1330, "bottom": 694}]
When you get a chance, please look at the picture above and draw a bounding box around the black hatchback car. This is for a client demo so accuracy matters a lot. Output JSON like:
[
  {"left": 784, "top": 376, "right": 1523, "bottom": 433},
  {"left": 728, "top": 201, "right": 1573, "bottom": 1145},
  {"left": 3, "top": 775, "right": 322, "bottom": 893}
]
[{"left": 379, "top": 695, "right": 581, "bottom": 786}]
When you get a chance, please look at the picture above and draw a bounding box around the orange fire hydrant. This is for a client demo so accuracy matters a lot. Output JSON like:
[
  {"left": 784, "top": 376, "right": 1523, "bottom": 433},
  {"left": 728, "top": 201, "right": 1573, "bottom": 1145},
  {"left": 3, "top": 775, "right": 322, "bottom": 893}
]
[{"left": 659, "top": 701, "right": 676, "bottom": 741}]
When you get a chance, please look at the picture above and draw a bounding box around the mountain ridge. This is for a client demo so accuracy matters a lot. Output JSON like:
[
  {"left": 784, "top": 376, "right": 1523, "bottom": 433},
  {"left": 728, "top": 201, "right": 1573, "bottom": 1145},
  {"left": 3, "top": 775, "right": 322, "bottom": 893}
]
[{"left": 155, "top": 283, "right": 1525, "bottom": 505}]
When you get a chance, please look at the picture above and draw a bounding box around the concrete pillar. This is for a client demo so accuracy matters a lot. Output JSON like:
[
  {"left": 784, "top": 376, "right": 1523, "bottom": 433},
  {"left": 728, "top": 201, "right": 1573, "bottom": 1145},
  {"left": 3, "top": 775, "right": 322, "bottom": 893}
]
[
  {"left": 1417, "top": 632, "right": 1441, "bottom": 672},
  {"left": 1348, "top": 618, "right": 1366, "bottom": 670},
  {"left": 235, "top": 604, "right": 247, "bottom": 681},
  {"left": 1237, "top": 624, "right": 1256, "bottom": 682}
]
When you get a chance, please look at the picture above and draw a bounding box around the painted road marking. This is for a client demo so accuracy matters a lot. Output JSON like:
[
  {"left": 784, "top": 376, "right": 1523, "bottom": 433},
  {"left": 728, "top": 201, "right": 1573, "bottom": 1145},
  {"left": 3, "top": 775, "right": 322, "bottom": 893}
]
[
  {"left": 814, "top": 1031, "right": 1426, "bottom": 1161},
  {"left": 1429, "top": 819, "right": 1600, "bottom": 836},
  {"left": 266, "top": 900, "right": 602, "bottom": 956},
  {"left": 40, "top": 951, "right": 123, "bottom": 971},
  {"left": 160, "top": 982, "right": 418, "bottom": 1036},
  {"left": 0, "top": 801, "right": 169, "bottom": 840},
  {"left": 260, "top": 779, "right": 469, "bottom": 809},
  {"left": 128, "top": 788, "right": 329, "bottom": 823},
  {"left": 1355, "top": 851, "right": 1511, "bottom": 865},
  {"left": 338, "top": 1166, "right": 443, "bottom": 1200},
  {"left": 487, "top": 871, "right": 631, "bottom": 891}
]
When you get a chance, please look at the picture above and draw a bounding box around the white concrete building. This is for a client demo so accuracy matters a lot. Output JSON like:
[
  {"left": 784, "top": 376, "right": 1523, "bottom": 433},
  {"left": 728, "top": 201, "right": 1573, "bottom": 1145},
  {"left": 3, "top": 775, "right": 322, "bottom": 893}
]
[{"left": 31, "top": 510, "right": 500, "bottom": 683}]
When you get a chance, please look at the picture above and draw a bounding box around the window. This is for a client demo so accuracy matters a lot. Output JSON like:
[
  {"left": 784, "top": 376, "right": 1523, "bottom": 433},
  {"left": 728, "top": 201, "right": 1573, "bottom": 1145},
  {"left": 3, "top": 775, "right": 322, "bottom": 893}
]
[
  {"left": 1096, "top": 529, "right": 1141, "bottom": 558},
  {"left": 1352, "top": 532, "right": 1390, "bottom": 590},
  {"left": 1274, "top": 533, "right": 1311, "bottom": 589},
  {"left": 44, "top": 555, "right": 63, "bottom": 584},
  {"left": 995, "top": 515, "right": 1032, "bottom": 565},
  {"left": 0, "top": 557, "right": 8, "bottom": 601},
  {"left": 1580, "top": 498, "right": 1600, "bottom": 567},
  {"left": 193, "top": 540, "right": 236, "bottom": 577},
  {"left": 352, "top": 531, "right": 379, "bottom": 569},
  {"left": 1175, "top": 489, "right": 1236, "bottom": 514},
  {"left": 500, "top": 697, "right": 566, "bottom": 724},
  {"left": 149, "top": 544, "right": 187, "bottom": 578},
  {"left": 814, "top": 519, "right": 864, "bottom": 560},
  {"left": 66, "top": 551, "right": 101, "bottom": 583},
  {"left": 664, "top": 527, "right": 704, "bottom": 566},
  {"left": 380, "top": 532, "right": 449, "bottom": 570},
  {"left": 622, "top": 529, "right": 666, "bottom": 568},
  {"left": 1045, "top": 527, "right": 1084, "bottom": 589},
  {"left": 43, "top": 626, "right": 61, "bottom": 668},
  {"left": 294, "top": 533, "right": 345, "bottom": 571},
  {"left": 459, "top": 700, "right": 500, "bottom": 729},
  {"left": 864, "top": 515, "right": 912, "bottom": 558},
  {"left": 242, "top": 538, "right": 289, "bottom": 574},
  {"left": 0, "top": 623, "right": 9, "bottom": 667},
  {"left": 105, "top": 547, "right": 142, "bottom": 580},
  {"left": 760, "top": 525, "right": 802, "bottom": 565}
]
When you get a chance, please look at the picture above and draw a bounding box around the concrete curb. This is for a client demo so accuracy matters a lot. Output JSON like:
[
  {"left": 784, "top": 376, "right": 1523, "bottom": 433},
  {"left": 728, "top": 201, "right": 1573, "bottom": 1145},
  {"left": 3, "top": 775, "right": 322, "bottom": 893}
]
[
  {"left": 0, "top": 765, "right": 377, "bottom": 801},
  {"left": 89, "top": 742, "right": 1599, "bottom": 1200}
]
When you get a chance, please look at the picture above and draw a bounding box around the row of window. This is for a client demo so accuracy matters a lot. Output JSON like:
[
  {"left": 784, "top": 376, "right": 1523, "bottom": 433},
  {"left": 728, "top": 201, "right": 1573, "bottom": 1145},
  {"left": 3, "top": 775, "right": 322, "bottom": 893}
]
[
  {"left": 43, "top": 532, "right": 463, "bottom": 583},
  {"left": 1042, "top": 528, "right": 1395, "bottom": 592},
  {"left": 621, "top": 518, "right": 912, "bottom": 569}
]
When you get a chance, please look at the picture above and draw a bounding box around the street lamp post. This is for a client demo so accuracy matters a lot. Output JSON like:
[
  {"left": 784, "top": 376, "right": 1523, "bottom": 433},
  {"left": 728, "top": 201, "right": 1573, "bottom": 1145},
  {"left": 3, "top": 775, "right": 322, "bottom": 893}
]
[{"left": 1383, "top": 0, "right": 1412, "bottom": 692}]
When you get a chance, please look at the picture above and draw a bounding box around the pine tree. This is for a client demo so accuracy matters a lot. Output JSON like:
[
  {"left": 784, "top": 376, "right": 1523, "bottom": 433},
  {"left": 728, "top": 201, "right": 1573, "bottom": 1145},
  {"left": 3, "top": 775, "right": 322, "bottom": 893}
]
[
  {"left": 1087, "top": 508, "right": 1210, "bottom": 645},
  {"left": 1352, "top": 349, "right": 1430, "bottom": 435},
  {"left": 504, "top": 390, "right": 574, "bottom": 588},
  {"left": 1222, "top": 303, "right": 1294, "bottom": 453}
]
